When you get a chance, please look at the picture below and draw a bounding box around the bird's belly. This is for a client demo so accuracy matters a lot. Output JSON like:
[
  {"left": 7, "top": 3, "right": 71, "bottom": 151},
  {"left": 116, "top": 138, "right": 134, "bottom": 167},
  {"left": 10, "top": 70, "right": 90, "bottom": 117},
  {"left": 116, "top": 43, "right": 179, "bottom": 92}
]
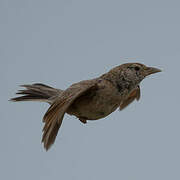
[
  {"left": 67, "top": 87, "right": 120, "bottom": 120},
  {"left": 68, "top": 100, "right": 119, "bottom": 120}
]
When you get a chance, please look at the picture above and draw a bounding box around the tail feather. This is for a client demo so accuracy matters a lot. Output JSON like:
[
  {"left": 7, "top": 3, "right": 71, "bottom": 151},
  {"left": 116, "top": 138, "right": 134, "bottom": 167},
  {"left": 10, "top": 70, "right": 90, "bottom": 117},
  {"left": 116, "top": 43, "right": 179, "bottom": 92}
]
[
  {"left": 10, "top": 83, "right": 64, "bottom": 150},
  {"left": 10, "top": 83, "right": 62, "bottom": 104}
]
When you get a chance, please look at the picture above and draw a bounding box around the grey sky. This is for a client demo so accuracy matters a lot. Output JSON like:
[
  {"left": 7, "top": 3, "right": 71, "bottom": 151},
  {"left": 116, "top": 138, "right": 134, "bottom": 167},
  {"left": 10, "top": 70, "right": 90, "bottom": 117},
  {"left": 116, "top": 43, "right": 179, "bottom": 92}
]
[{"left": 1, "top": 0, "right": 180, "bottom": 179}]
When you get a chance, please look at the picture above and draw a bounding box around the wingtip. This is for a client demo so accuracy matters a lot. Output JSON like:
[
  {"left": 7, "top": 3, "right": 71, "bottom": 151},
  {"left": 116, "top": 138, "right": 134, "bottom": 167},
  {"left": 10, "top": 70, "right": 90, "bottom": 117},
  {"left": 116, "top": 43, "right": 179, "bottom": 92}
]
[{"left": 42, "top": 138, "right": 52, "bottom": 151}]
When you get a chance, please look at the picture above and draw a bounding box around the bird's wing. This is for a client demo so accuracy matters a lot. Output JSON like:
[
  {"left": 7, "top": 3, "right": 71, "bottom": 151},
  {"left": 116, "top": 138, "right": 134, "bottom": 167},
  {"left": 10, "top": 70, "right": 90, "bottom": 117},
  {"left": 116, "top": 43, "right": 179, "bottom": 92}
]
[
  {"left": 119, "top": 85, "right": 140, "bottom": 110},
  {"left": 42, "top": 80, "right": 98, "bottom": 150}
]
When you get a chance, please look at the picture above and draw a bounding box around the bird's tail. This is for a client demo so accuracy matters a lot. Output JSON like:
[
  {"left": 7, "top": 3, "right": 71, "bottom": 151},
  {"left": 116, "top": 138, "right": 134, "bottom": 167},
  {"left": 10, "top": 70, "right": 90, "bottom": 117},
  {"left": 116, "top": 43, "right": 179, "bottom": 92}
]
[{"left": 10, "top": 83, "right": 63, "bottom": 104}]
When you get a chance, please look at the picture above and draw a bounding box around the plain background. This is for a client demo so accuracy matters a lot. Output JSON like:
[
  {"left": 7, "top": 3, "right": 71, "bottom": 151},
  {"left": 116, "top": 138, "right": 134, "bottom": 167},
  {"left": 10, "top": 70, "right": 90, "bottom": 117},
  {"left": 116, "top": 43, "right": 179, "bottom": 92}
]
[{"left": 1, "top": 0, "right": 180, "bottom": 179}]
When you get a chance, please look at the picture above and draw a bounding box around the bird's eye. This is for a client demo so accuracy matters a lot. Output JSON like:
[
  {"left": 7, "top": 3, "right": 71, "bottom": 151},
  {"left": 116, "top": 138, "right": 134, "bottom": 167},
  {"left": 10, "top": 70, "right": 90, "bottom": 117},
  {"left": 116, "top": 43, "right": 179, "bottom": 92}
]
[{"left": 134, "top": 66, "right": 140, "bottom": 71}]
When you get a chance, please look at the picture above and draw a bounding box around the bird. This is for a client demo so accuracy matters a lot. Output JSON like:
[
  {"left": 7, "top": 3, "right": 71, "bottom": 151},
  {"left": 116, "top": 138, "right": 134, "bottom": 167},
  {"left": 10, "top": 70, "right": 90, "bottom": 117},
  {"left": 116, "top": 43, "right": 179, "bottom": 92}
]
[{"left": 10, "top": 63, "right": 161, "bottom": 150}]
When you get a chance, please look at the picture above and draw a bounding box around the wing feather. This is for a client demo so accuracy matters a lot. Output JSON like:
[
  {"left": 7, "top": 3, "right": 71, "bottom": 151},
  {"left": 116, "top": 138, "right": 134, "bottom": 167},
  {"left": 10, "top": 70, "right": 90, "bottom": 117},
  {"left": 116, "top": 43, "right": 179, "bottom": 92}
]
[
  {"left": 42, "top": 80, "right": 98, "bottom": 150},
  {"left": 120, "top": 86, "right": 141, "bottom": 110}
]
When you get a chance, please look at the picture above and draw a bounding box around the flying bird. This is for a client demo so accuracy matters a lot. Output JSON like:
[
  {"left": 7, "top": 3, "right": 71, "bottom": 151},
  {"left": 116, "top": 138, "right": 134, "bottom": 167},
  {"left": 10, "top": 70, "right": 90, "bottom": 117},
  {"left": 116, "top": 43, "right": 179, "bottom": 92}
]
[{"left": 10, "top": 63, "right": 161, "bottom": 150}]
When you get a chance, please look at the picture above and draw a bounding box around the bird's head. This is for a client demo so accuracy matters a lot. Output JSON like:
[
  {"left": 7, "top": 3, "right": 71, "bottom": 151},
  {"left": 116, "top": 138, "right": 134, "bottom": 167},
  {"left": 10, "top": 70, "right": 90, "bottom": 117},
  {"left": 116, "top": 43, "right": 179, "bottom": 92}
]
[
  {"left": 118, "top": 63, "right": 162, "bottom": 83},
  {"left": 103, "top": 63, "right": 161, "bottom": 92}
]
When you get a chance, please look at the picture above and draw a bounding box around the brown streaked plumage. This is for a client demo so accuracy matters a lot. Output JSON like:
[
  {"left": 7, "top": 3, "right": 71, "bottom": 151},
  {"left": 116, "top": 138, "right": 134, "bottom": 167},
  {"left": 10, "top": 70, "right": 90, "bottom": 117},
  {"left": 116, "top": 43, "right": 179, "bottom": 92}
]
[{"left": 10, "top": 63, "right": 161, "bottom": 150}]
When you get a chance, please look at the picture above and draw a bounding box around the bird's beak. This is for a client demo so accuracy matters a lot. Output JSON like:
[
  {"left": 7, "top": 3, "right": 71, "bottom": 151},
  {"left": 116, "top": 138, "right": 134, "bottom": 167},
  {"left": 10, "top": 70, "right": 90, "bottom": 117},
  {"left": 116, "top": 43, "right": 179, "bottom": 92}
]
[{"left": 144, "top": 66, "right": 162, "bottom": 76}]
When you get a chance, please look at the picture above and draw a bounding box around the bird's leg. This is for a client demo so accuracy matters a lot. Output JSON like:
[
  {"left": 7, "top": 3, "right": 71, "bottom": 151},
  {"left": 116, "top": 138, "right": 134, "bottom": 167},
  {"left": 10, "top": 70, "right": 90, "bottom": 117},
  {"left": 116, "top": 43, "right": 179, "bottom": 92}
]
[{"left": 78, "top": 117, "right": 87, "bottom": 124}]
